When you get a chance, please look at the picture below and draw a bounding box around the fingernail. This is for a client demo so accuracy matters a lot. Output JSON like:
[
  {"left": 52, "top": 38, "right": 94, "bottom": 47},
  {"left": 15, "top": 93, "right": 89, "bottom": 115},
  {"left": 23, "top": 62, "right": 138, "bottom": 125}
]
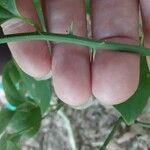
[
  {"left": 1, "top": 19, "right": 27, "bottom": 33},
  {"left": 34, "top": 70, "right": 52, "bottom": 81},
  {"left": 71, "top": 95, "right": 96, "bottom": 110}
]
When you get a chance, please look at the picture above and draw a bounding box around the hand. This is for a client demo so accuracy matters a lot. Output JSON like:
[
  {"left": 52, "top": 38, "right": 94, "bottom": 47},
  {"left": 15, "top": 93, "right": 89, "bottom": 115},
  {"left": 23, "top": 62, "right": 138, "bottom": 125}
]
[{"left": 1, "top": 0, "right": 150, "bottom": 107}]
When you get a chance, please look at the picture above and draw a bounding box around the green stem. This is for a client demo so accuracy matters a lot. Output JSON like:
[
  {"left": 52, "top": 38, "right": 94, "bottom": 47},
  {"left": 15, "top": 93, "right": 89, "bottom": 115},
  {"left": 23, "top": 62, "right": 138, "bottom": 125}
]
[
  {"left": 42, "top": 102, "right": 63, "bottom": 120},
  {"left": 135, "top": 120, "right": 150, "bottom": 128},
  {"left": 100, "top": 117, "right": 122, "bottom": 150},
  {"left": 33, "top": 0, "right": 47, "bottom": 32},
  {"left": 0, "top": 32, "right": 150, "bottom": 55}
]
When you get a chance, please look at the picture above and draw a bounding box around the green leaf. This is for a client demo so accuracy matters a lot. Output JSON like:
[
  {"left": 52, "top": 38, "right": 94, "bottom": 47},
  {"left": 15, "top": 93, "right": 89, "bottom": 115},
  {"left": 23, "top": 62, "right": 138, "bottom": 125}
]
[
  {"left": 114, "top": 56, "right": 150, "bottom": 125},
  {"left": 0, "top": 133, "right": 21, "bottom": 150},
  {"left": 0, "top": 109, "right": 14, "bottom": 134},
  {"left": 33, "top": 0, "right": 47, "bottom": 32},
  {"left": 7, "top": 141, "right": 20, "bottom": 150},
  {"left": 0, "top": 133, "right": 8, "bottom": 150},
  {"left": 85, "top": 0, "right": 90, "bottom": 15},
  {"left": 8, "top": 103, "right": 42, "bottom": 137},
  {"left": 0, "top": 0, "right": 21, "bottom": 25},
  {"left": 0, "top": 0, "right": 19, "bottom": 15},
  {"left": 16, "top": 63, "right": 52, "bottom": 114},
  {"left": 2, "top": 61, "right": 26, "bottom": 106},
  {"left": 3, "top": 60, "right": 52, "bottom": 114},
  {"left": 9, "top": 132, "right": 22, "bottom": 144}
]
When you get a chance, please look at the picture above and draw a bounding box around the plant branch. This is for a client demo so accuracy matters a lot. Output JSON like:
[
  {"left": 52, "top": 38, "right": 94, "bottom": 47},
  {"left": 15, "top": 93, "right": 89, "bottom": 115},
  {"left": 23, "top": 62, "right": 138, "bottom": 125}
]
[
  {"left": 135, "top": 120, "right": 150, "bottom": 128},
  {"left": 0, "top": 32, "right": 150, "bottom": 55},
  {"left": 100, "top": 117, "right": 122, "bottom": 150},
  {"left": 58, "top": 110, "right": 77, "bottom": 150}
]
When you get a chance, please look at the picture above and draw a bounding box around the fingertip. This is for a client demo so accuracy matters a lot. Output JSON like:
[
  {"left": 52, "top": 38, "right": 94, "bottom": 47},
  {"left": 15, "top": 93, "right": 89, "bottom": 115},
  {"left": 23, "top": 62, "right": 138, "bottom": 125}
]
[
  {"left": 92, "top": 51, "right": 140, "bottom": 105},
  {"left": 34, "top": 70, "right": 52, "bottom": 81},
  {"left": 71, "top": 95, "right": 95, "bottom": 109},
  {"left": 93, "top": 82, "right": 139, "bottom": 106},
  {"left": 91, "top": 0, "right": 139, "bottom": 105},
  {"left": 53, "top": 74, "right": 91, "bottom": 106},
  {"left": 55, "top": 90, "right": 92, "bottom": 107},
  {"left": 52, "top": 44, "right": 91, "bottom": 107}
]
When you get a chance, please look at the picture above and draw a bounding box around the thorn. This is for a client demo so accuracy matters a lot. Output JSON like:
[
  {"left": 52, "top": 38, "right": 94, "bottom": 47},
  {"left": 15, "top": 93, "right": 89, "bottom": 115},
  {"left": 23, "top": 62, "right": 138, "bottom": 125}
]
[
  {"left": 99, "top": 41, "right": 106, "bottom": 46},
  {"left": 92, "top": 48, "right": 97, "bottom": 61},
  {"left": 90, "top": 48, "right": 93, "bottom": 62},
  {"left": 66, "top": 21, "right": 74, "bottom": 35}
]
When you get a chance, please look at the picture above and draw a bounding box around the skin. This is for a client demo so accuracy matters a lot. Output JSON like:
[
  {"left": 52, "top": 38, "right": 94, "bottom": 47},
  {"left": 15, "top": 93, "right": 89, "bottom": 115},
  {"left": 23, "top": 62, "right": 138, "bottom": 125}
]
[
  {"left": 1, "top": 0, "right": 51, "bottom": 78},
  {"left": 42, "top": 0, "right": 91, "bottom": 106},
  {"left": 1, "top": 0, "right": 150, "bottom": 106},
  {"left": 91, "top": 0, "right": 140, "bottom": 105}
]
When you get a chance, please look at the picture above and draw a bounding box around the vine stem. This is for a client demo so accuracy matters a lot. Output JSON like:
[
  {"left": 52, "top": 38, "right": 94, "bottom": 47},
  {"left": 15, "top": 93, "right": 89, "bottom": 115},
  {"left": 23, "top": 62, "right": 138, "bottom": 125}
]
[
  {"left": 100, "top": 117, "right": 122, "bottom": 150},
  {"left": 0, "top": 32, "right": 150, "bottom": 55},
  {"left": 58, "top": 110, "right": 77, "bottom": 150},
  {"left": 135, "top": 120, "right": 150, "bottom": 128}
]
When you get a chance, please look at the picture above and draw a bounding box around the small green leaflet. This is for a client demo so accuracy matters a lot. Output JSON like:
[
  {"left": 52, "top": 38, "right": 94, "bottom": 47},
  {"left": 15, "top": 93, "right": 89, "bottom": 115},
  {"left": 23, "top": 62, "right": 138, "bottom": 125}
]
[
  {"left": 114, "top": 56, "right": 150, "bottom": 125},
  {"left": 0, "top": 0, "right": 21, "bottom": 25}
]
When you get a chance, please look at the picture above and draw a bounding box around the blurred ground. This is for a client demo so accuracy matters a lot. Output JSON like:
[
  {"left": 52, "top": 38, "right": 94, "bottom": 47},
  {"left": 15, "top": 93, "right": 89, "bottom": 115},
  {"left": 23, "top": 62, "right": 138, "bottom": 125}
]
[{"left": 22, "top": 99, "right": 150, "bottom": 150}]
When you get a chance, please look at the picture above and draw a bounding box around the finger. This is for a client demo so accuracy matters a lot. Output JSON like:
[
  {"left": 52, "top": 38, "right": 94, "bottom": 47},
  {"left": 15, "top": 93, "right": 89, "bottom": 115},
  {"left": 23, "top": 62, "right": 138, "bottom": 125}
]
[
  {"left": 43, "top": 0, "right": 91, "bottom": 106},
  {"left": 1, "top": 0, "right": 51, "bottom": 78},
  {"left": 140, "top": 0, "right": 150, "bottom": 69},
  {"left": 91, "top": 0, "right": 140, "bottom": 105}
]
